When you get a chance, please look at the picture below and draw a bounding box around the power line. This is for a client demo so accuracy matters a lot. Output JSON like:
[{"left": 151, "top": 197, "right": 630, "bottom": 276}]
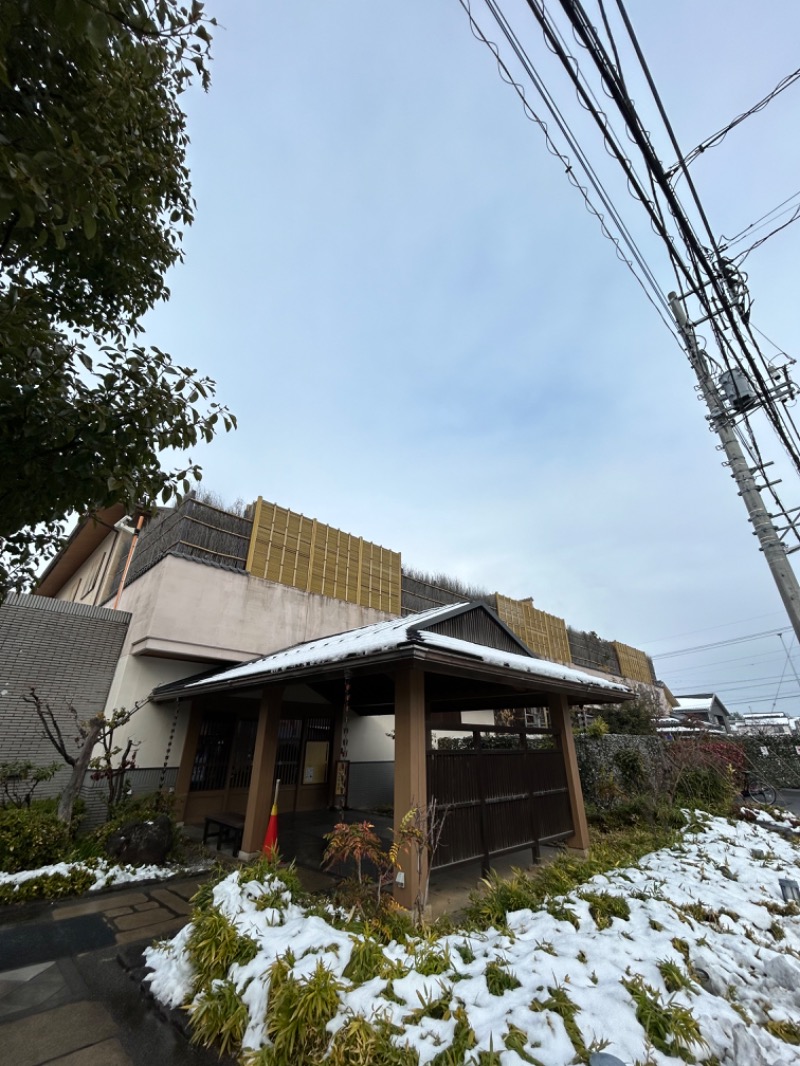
[
  {"left": 673, "top": 673, "right": 800, "bottom": 691},
  {"left": 720, "top": 188, "right": 800, "bottom": 250},
  {"left": 456, "top": 0, "right": 679, "bottom": 338},
  {"left": 652, "top": 627, "right": 788, "bottom": 659},
  {"left": 599, "top": 0, "right": 800, "bottom": 478},
  {"left": 461, "top": 0, "right": 800, "bottom": 642},
  {"left": 639, "top": 610, "right": 785, "bottom": 645},
  {"left": 771, "top": 632, "right": 795, "bottom": 711},
  {"left": 667, "top": 66, "right": 800, "bottom": 176},
  {"left": 736, "top": 202, "right": 800, "bottom": 263},
  {"left": 666, "top": 648, "right": 800, "bottom": 674}
]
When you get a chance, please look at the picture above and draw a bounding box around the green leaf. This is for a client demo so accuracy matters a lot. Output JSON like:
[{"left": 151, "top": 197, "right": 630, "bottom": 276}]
[
  {"left": 0, "top": 0, "right": 234, "bottom": 600},
  {"left": 82, "top": 210, "right": 97, "bottom": 240}
]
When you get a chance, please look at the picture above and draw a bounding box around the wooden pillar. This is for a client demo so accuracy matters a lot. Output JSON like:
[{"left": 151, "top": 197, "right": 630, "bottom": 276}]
[
  {"left": 393, "top": 666, "right": 427, "bottom": 911},
  {"left": 328, "top": 699, "right": 345, "bottom": 808},
  {"left": 173, "top": 702, "right": 202, "bottom": 823},
  {"left": 549, "top": 692, "right": 590, "bottom": 853},
  {"left": 240, "top": 685, "right": 283, "bottom": 856}
]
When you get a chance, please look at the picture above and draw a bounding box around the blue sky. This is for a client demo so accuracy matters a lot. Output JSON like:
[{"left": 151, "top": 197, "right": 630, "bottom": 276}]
[{"left": 140, "top": 1, "right": 800, "bottom": 713}]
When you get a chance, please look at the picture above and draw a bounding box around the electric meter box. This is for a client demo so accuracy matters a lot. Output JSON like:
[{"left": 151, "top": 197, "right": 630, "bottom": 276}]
[{"left": 719, "top": 368, "right": 756, "bottom": 411}]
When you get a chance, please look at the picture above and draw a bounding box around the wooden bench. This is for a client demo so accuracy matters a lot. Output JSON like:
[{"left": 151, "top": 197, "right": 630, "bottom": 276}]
[{"left": 202, "top": 812, "right": 245, "bottom": 854}]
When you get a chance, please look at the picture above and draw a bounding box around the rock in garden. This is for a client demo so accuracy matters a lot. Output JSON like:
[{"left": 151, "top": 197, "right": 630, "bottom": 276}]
[{"left": 105, "top": 814, "right": 173, "bottom": 866}]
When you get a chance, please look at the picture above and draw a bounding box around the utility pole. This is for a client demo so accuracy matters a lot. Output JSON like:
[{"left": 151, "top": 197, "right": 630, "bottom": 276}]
[{"left": 668, "top": 291, "right": 800, "bottom": 644}]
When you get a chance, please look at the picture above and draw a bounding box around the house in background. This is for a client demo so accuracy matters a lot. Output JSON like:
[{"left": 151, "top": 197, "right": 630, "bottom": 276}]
[
  {"left": 732, "top": 711, "right": 798, "bottom": 736},
  {"left": 670, "top": 694, "right": 733, "bottom": 733},
  {"left": 30, "top": 491, "right": 661, "bottom": 827}
]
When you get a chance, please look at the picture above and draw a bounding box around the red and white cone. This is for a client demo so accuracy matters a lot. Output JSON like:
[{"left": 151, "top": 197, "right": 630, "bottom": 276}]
[{"left": 262, "top": 779, "right": 280, "bottom": 857}]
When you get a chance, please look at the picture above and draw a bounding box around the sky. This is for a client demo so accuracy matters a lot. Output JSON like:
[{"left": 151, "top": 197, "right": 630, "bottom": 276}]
[{"left": 139, "top": 1, "right": 800, "bottom": 715}]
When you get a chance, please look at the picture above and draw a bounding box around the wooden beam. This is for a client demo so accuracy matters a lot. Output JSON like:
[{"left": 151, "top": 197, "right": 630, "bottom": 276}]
[
  {"left": 427, "top": 693, "right": 550, "bottom": 713},
  {"left": 393, "top": 666, "right": 427, "bottom": 912},
  {"left": 549, "top": 692, "right": 589, "bottom": 852},
  {"left": 173, "top": 702, "right": 202, "bottom": 823},
  {"left": 240, "top": 686, "right": 283, "bottom": 856}
]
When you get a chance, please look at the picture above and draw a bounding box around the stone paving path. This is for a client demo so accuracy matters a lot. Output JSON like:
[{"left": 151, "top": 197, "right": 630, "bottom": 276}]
[
  {"left": 53, "top": 879, "right": 195, "bottom": 944},
  {"left": 0, "top": 874, "right": 222, "bottom": 1066},
  {"left": 0, "top": 840, "right": 522, "bottom": 1064}
]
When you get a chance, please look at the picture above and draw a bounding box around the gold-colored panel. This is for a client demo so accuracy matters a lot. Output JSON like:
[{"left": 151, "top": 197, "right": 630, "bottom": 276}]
[
  {"left": 612, "top": 641, "right": 655, "bottom": 685},
  {"left": 495, "top": 594, "right": 571, "bottom": 664},
  {"left": 246, "top": 497, "right": 400, "bottom": 613}
]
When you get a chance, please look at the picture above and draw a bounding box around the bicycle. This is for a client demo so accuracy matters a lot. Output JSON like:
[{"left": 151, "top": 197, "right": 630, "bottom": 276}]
[{"left": 741, "top": 771, "right": 778, "bottom": 806}]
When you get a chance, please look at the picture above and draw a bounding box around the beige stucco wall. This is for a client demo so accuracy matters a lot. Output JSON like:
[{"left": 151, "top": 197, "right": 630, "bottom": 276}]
[
  {"left": 103, "top": 656, "right": 202, "bottom": 768},
  {"left": 56, "top": 529, "right": 129, "bottom": 607},
  {"left": 347, "top": 714, "right": 395, "bottom": 762},
  {"left": 108, "top": 554, "right": 392, "bottom": 663},
  {"left": 347, "top": 709, "right": 495, "bottom": 763},
  {"left": 101, "top": 554, "right": 394, "bottom": 769}
]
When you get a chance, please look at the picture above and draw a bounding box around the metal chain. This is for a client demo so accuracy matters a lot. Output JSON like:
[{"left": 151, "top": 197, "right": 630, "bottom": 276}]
[
  {"left": 158, "top": 701, "right": 181, "bottom": 793},
  {"left": 340, "top": 673, "right": 350, "bottom": 760}
]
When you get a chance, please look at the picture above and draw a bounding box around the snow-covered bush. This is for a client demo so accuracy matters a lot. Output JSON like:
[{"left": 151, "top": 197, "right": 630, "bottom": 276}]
[{"left": 146, "top": 812, "right": 800, "bottom": 1066}]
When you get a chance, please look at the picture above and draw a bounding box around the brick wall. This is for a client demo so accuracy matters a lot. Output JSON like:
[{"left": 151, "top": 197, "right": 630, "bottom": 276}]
[{"left": 0, "top": 594, "right": 131, "bottom": 799}]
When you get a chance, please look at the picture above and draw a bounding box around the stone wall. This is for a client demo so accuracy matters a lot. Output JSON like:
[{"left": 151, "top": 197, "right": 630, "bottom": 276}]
[
  {"left": 0, "top": 594, "right": 131, "bottom": 800},
  {"left": 735, "top": 734, "right": 800, "bottom": 789},
  {"left": 575, "top": 732, "right": 800, "bottom": 800}
]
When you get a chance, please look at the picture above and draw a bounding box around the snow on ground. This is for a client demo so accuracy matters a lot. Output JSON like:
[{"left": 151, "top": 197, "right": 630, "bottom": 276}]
[
  {"left": 0, "top": 857, "right": 210, "bottom": 893},
  {"left": 145, "top": 811, "right": 800, "bottom": 1066}
]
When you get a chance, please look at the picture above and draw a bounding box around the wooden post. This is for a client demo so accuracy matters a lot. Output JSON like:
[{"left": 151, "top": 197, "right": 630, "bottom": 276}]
[
  {"left": 548, "top": 692, "right": 590, "bottom": 853},
  {"left": 393, "top": 666, "right": 427, "bottom": 911},
  {"left": 240, "top": 686, "right": 283, "bottom": 857},
  {"left": 328, "top": 697, "right": 345, "bottom": 808},
  {"left": 173, "top": 702, "right": 202, "bottom": 823}
]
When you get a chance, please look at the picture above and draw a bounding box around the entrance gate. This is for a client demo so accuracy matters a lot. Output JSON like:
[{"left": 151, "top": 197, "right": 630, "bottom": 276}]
[{"left": 427, "top": 727, "right": 573, "bottom": 873}]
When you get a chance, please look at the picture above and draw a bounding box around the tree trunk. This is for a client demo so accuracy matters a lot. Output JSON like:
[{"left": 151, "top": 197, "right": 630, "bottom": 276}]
[{"left": 57, "top": 715, "right": 104, "bottom": 823}]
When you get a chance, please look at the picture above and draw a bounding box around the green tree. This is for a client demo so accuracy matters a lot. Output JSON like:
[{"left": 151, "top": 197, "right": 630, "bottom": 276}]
[
  {"left": 595, "top": 685, "right": 660, "bottom": 735},
  {"left": 0, "top": 0, "right": 234, "bottom": 598}
]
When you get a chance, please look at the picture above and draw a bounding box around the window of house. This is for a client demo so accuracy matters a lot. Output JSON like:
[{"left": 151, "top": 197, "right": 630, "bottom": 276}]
[
  {"left": 85, "top": 552, "right": 106, "bottom": 596},
  {"left": 190, "top": 713, "right": 236, "bottom": 791},
  {"left": 524, "top": 708, "right": 549, "bottom": 729}
]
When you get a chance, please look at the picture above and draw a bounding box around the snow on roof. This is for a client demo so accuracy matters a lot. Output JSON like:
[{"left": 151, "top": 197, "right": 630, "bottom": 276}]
[
  {"left": 183, "top": 603, "right": 630, "bottom": 695},
  {"left": 657, "top": 724, "right": 727, "bottom": 735},
  {"left": 742, "top": 712, "right": 794, "bottom": 721},
  {"left": 674, "top": 697, "right": 715, "bottom": 712},
  {"left": 415, "top": 630, "right": 629, "bottom": 692}
]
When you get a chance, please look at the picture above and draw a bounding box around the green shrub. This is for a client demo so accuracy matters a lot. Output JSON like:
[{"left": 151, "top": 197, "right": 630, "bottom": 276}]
[
  {"left": 240, "top": 855, "right": 304, "bottom": 897},
  {"left": 657, "top": 959, "right": 693, "bottom": 993},
  {"left": 579, "top": 890, "right": 630, "bottom": 930},
  {"left": 343, "top": 935, "right": 392, "bottom": 983},
  {"left": 530, "top": 985, "right": 585, "bottom": 1060},
  {"left": 189, "top": 979, "right": 249, "bottom": 1056},
  {"left": 465, "top": 825, "right": 678, "bottom": 931},
  {"left": 613, "top": 748, "right": 647, "bottom": 793},
  {"left": 668, "top": 739, "right": 740, "bottom": 814},
  {"left": 623, "top": 975, "right": 706, "bottom": 1059},
  {"left": 0, "top": 801, "right": 73, "bottom": 872},
  {"left": 327, "top": 1015, "right": 418, "bottom": 1066},
  {"left": 485, "top": 960, "right": 521, "bottom": 995},
  {"left": 261, "top": 958, "right": 344, "bottom": 1066},
  {"left": 587, "top": 799, "right": 686, "bottom": 833},
  {"left": 188, "top": 909, "right": 260, "bottom": 992},
  {"left": 586, "top": 717, "right": 609, "bottom": 738},
  {"left": 0, "top": 760, "right": 60, "bottom": 807},
  {"left": 0, "top": 866, "right": 95, "bottom": 904},
  {"left": 673, "top": 766, "right": 735, "bottom": 814}
]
